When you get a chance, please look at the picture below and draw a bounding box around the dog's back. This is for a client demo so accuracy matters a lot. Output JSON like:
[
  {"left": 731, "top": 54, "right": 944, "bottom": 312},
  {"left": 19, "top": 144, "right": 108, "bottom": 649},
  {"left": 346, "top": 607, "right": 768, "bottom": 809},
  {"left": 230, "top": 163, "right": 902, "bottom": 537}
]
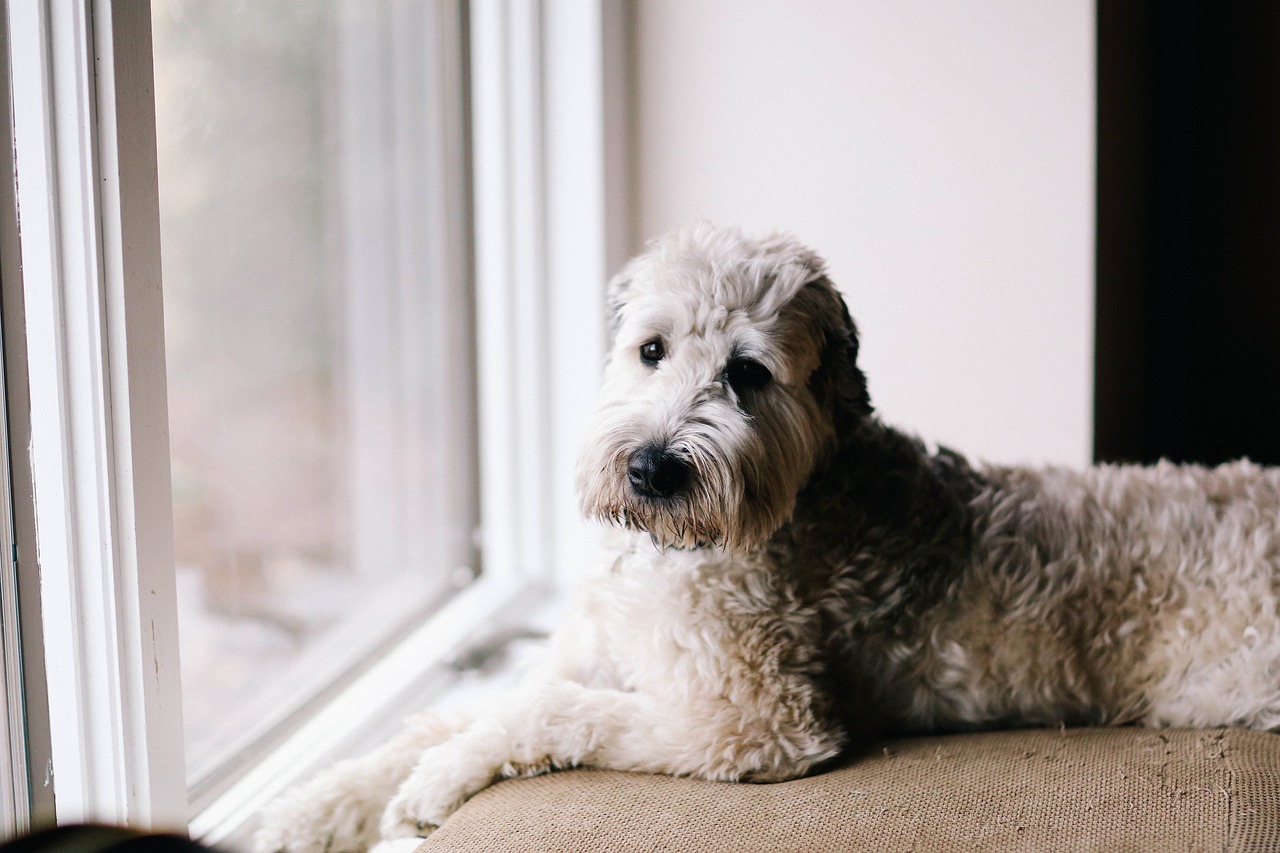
[{"left": 824, "top": 452, "right": 1280, "bottom": 734}]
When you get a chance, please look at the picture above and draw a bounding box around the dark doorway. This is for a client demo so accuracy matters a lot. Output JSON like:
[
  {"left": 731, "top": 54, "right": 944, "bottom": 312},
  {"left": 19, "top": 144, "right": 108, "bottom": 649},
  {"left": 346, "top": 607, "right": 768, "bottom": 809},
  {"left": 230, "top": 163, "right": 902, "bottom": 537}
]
[{"left": 1095, "top": 2, "right": 1280, "bottom": 466}]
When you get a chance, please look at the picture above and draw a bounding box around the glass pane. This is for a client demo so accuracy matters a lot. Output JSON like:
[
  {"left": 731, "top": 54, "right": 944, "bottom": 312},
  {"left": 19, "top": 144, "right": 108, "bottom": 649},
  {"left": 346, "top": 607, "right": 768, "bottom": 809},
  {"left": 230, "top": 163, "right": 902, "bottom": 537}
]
[{"left": 152, "top": 0, "right": 475, "bottom": 794}]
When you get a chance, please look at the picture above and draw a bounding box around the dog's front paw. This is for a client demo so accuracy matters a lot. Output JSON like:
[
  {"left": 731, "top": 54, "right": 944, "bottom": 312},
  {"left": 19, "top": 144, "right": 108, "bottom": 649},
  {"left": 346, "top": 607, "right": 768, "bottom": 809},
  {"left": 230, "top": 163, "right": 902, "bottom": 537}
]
[
  {"left": 253, "top": 773, "right": 382, "bottom": 853},
  {"left": 250, "top": 753, "right": 399, "bottom": 850},
  {"left": 379, "top": 744, "right": 496, "bottom": 838}
]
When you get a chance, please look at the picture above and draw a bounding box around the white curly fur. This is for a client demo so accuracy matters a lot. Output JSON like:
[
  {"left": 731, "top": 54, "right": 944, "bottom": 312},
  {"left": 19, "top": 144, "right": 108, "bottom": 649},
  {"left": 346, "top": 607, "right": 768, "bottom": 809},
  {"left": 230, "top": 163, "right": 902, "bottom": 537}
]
[{"left": 254, "top": 225, "right": 1280, "bottom": 853}]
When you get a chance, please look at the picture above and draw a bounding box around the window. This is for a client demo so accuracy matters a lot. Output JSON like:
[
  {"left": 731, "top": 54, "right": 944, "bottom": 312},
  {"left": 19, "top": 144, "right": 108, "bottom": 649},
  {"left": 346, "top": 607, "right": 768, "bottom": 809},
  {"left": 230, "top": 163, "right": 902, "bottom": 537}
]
[
  {"left": 151, "top": 0, "right": 478, "bottom": 808},
  {"left": 1, "top": 0, "right": 622, "bottom": 842}
]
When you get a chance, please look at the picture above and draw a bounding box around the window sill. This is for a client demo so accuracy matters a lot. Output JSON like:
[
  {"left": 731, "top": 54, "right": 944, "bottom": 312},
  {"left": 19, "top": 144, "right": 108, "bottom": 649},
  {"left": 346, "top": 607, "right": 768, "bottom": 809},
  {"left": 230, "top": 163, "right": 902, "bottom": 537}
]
[{"left": 190, "top": 574, "right": 561, "bottom": 848}]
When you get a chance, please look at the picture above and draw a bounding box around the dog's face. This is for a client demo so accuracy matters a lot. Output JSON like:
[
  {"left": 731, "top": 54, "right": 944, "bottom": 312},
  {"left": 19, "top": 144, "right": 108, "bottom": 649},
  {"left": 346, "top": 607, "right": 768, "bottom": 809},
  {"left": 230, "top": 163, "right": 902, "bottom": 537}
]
[{"left": 576, "top": 225, "right": 869, "bottom": 553}]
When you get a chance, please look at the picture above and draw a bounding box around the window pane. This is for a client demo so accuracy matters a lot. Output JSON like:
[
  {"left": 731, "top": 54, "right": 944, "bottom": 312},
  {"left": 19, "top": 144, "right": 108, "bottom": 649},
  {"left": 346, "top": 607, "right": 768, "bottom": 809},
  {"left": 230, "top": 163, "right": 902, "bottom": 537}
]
[{"left": 152, "top": 0, "right": 475, "bottom": 797}]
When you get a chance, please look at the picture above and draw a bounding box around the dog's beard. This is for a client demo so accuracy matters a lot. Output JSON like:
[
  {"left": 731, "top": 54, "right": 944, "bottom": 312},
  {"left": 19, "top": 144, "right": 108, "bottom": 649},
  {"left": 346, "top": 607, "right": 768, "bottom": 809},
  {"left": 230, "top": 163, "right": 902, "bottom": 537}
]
[
  {"left": 608, "top": 502, "right": 727, "bottom": 551},
  {"left": 595, "top": 486, "right": 732, "bottom": 551},
  {"left": 578, "top": 446, "right": 791, "bottom": 553}
]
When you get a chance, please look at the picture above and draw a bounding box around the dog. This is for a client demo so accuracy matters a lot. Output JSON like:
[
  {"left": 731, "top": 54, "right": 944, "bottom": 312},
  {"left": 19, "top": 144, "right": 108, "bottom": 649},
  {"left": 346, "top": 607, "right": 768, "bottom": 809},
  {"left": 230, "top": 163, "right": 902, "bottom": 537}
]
[{"left": 255, "top": 224, "right": 1280, "bottom": 853}]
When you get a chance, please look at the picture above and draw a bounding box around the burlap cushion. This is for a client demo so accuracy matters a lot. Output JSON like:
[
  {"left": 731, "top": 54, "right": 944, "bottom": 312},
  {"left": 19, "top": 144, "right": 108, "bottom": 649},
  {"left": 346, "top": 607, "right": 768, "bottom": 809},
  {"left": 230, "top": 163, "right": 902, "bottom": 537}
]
[{"left": 417, "top": 727, "right": 1280, "bottom": 852}]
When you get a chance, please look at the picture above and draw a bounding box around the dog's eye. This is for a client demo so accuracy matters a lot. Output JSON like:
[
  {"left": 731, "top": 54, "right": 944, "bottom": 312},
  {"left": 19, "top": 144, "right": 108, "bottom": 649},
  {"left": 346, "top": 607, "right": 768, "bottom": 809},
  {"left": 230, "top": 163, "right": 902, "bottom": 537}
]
[
  {"left": 639, "top": 339, "right": 665, "bottom": 365},
  {"left": 725, "top": 357, "right": 772, "bottom": 393}
]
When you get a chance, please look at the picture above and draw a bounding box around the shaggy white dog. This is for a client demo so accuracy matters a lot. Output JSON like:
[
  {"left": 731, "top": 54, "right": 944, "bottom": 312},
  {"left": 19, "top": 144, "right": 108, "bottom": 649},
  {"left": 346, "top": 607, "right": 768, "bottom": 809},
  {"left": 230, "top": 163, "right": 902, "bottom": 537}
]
[{"left": 255, "top": 225, "right": 1280, "bottom": 853}]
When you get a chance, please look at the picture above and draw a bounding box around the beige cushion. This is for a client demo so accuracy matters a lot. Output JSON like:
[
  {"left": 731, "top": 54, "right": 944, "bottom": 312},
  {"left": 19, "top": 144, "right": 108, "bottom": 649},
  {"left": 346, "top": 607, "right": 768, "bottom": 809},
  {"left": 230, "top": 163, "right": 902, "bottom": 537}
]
[{"left": 418, "top": 727, "right": 1280, "bottom": 852}]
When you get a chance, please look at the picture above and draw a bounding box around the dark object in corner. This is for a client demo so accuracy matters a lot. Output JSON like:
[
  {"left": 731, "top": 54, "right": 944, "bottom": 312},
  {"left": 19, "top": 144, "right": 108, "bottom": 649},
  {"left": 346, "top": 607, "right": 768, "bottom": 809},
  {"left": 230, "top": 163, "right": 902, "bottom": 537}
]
[
  {"left": 0, "top": 826, "right": 213, "bottom": 853},
  {"left": 1096, "top": 1, "right": 1280, "bottom": 466}
]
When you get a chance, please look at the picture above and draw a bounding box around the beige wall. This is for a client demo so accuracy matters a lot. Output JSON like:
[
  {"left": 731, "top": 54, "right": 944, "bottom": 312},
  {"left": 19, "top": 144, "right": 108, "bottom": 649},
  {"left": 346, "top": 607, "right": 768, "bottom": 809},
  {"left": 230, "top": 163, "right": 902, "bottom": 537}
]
[{"left": 627, "top": 0, "right": 1094, "bottom": 466}]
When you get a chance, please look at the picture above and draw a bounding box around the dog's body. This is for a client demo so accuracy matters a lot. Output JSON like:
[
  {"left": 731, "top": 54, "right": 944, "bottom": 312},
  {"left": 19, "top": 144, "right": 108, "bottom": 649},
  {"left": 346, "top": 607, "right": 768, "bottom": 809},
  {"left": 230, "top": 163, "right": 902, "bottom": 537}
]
[{"left": 256, "top": 226, "right": 1280, "bottom": 853}]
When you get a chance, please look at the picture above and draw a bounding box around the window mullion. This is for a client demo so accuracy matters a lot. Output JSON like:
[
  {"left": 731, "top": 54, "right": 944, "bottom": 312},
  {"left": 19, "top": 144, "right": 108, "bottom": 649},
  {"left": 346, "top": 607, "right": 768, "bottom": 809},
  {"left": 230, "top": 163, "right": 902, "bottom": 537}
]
[
  {"left": 90, "top": 0, "right": 187, "bottom": 830},
  {"left": 471, "top": 0, "right": 621, "bottom": 588},
  {"left": 541, "top": 0, "right": 625, "bottom": 583},
  {"left": 471, "top": 0, "right": 541, "bottom": 585}
]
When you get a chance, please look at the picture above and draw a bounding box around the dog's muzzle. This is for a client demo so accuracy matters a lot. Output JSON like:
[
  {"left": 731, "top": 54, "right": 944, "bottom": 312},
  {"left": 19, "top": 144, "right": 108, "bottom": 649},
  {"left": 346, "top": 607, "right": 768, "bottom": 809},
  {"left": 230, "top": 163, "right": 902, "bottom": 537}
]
[{"left": 626, "top": 444, "right": 691, "bottom": 499}]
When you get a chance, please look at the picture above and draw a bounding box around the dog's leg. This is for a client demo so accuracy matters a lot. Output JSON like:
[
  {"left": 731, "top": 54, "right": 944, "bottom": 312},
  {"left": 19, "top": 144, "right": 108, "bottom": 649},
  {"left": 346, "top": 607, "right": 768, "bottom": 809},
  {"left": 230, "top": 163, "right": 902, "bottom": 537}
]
[
  {"left": 379, "top": 677, "right": 843, "bottom": 838},
  {"left": 252, "top": 711, "right": 468, "bottom": 853}
]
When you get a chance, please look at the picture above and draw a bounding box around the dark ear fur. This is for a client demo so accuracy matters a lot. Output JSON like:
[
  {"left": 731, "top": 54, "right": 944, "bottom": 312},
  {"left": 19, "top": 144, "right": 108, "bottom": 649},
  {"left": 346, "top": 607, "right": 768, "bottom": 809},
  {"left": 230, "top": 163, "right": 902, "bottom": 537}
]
[{"left": 802, "top": 278, "right": 873, "bottom": 429}]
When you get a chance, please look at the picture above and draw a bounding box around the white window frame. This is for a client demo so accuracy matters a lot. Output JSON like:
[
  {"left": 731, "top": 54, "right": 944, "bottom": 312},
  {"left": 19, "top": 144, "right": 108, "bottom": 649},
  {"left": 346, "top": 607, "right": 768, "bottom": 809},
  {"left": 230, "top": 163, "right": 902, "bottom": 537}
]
[
  {"left": 2, "top": 0, "right": 626, "bottom": 841},
  {"left": 6, "top": 0, "right": 187, "bottom": 830},
  {"left": 0, "top": 5, "right": 31, "bottom": 837}
]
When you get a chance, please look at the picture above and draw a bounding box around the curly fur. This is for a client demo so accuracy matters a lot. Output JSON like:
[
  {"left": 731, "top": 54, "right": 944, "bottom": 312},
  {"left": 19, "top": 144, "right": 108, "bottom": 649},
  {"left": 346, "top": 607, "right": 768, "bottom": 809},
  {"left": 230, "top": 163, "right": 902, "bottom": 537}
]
[{"left": 255, "top": 225, "right": 1280, "bottom": 853}]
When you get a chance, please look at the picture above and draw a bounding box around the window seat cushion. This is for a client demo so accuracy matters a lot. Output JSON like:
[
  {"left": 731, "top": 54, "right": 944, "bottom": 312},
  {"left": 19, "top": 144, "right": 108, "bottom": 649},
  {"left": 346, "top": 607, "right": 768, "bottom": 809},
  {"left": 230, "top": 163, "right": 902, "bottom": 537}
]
[{"left": 416, "top": 726, "right": 1280, "bottom": 852}]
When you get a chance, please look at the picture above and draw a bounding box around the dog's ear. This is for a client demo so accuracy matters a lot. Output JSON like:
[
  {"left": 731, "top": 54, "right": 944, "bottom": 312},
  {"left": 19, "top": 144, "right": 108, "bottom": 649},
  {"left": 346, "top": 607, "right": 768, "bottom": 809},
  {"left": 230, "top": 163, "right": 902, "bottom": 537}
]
[
  {"left": 605, "top": 271, "right": 632, "bottom": 342},
  {"left": 801, "top": 277, "right": 873, "bottom": 427}
]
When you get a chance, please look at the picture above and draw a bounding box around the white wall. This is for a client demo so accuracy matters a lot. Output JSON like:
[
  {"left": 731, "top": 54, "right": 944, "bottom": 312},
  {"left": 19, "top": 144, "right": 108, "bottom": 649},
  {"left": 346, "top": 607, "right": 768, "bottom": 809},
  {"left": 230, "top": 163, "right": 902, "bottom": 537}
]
[{"left": 629, "top": 0, "right": 1094, "bottom": 466}]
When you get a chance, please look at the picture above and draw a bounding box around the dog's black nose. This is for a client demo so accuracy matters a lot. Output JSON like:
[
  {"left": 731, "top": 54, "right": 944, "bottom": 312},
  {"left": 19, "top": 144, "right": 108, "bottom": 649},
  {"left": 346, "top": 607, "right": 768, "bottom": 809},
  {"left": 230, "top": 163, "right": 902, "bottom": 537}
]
[{"left": 627, "top": 445, "right": 690, "bottom": 499}]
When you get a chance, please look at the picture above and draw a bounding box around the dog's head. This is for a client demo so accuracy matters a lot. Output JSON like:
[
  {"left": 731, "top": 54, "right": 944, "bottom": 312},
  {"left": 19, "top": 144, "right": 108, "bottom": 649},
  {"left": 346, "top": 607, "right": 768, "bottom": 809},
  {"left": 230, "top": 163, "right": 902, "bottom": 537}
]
[{"left": 575, "top": 225, "right": 871, "bottom": 552}]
